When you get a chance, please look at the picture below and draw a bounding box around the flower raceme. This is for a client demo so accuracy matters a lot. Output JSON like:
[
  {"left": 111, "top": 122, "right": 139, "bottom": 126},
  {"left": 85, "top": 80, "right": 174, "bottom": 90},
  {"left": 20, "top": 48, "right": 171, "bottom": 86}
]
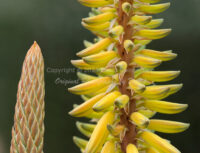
[{"left": 68, "top": 0, "right": 189, "bottom": 153}]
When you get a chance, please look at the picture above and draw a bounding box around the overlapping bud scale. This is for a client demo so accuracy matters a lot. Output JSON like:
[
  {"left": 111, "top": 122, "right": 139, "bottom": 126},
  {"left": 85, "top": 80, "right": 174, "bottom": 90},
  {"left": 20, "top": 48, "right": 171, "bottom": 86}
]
[{"left": 68, "top": 0, "right": 189, "bottom": 152}]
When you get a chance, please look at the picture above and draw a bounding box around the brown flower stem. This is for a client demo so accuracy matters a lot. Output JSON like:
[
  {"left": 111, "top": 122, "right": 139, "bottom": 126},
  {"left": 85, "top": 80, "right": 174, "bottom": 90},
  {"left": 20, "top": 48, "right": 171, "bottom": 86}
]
[{"left": 117, "top": 0, "right": 137, "bottom": 152}]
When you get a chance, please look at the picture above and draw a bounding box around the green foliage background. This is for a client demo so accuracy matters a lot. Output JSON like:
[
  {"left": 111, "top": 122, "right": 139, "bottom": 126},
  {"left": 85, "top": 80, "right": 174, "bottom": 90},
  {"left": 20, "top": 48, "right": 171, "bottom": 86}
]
[{"left": 0, "top": 0, "right": 199, "bottom": 152}]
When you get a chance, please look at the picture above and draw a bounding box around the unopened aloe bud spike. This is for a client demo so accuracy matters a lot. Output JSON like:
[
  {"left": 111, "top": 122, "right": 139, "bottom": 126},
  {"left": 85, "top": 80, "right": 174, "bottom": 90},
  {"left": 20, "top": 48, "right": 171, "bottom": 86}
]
[{"left": 10, "top": 42, "right": 45, "bottom": 153}]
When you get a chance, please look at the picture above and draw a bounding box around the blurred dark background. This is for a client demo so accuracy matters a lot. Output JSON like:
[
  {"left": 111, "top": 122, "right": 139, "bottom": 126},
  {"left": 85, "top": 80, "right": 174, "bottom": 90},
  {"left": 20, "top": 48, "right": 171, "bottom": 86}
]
[{"left": 0, "top": 0, "right": 199, "bottom": 152}]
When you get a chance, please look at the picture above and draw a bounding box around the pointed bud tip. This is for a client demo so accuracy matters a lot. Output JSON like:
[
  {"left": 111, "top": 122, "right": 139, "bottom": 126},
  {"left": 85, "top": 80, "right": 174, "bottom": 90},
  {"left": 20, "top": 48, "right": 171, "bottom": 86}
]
[
  {"left": 68, "top": 110, "right": 73, "bottom": 116},
  {"left": 166, "top": 2, "right": 171, "bottom": 6},
  {"left": 68, "top": 109, "right": 78, "bottom": 117},
  {"left": 184, "top": 104, "right": 189, "bottom": 109},
  {"left": 160, "top": 18, "right": 164, "bottom": 22},
  {"left": 165, "top": 28, "right": 172, "bottom": 33},
  {"left": 71, "top": 60, "right": 77, "bottom": 64},
  {"left": 68, "top": 88, "right": 74, "bottom": 93},
  {"left": 179, "top": 83, "right": 183, "bottom": 87},
  {"left": 81, "top": 21, "right": 86, "bottom": 26},
  {"left": 186, "top": 123, "right": 190, "bottom": 128},
  {"left": 76, "top": 52, "right": 82, "bottom": 57},
  {"left": 32, "top": 41, "right": 40, "bottom": 49},
  {"left": 176, "top": 70, "right": 181, "bottom": 75},
  {"left": 76, "top": 121, "right": 81, "bottom": 127},
  {"left": 82, "top": 18, "right": 86, "bottom": 22},
  {"left": 77, "top": 71, "right": 81, "bottom": 76},
  {"left": 73, "top": 136, "right": 78, "bottom": 141},
  {"left": 28, "top": 41, "right": 42, "bottom": 56}
]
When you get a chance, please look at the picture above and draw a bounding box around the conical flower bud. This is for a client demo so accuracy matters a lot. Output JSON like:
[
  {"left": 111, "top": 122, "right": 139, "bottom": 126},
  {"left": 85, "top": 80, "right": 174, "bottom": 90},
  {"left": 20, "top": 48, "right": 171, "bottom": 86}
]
[
  {"left": 109, "top": 25, "right": 124, "bottom": 38},
  {"left": 10, "top": 42, "right": 45, "bottom": 153},
  {"left": 122, "top": 2, "right": 132, "bottom": 15},
  {"left": 124, "top": 40, "right": 134, "bottom": 52}
]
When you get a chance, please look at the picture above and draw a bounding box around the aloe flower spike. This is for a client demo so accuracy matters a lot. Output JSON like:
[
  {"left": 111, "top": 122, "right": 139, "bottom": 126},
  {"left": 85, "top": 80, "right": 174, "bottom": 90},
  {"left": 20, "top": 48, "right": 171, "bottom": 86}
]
[{"left": 68, "top": 0, "right": 189, "bottom": 152}]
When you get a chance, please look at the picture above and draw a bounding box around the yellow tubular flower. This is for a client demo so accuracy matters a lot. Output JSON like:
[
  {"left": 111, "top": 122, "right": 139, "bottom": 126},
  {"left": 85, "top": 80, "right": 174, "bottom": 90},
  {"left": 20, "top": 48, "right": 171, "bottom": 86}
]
[
  {"left": 79, "top": 0, "right": 114, "bottom": 7},
  {"left": 137, "top": 71, "right": 181, "bottom": 82},
  {"left": 114, "top": 95, "right": 129, "bottom": 108},
  {"left": 100, "top": 140, "right": 116, "bottom": 153},
  {"left": 130, "top": 112, "right": 149, "bottom": 128},
  {"left": 138, "top": 109, "right": 156, "bottom": 118},
  {"left": 137, "top": 3, "right": 171, "bottom": 14},
  {"left": 139, "top": 85, "right": 170, "bottom": 99},
  {"left": 85, "top": 111, "right": 115, "bottom": 153},
  {"left": 77, "top": 38, "right": 113, "bottom": 57},
  {"left": 139, "top": 0, "right": 161, "bottom": 4},
  {"left": 83, "top": 111, "right": 104, "bottom": 119},
  {"left": 68, "top": 77, "right": 112, "bottom": 95},
  {"left": 109, "top": 25, "right": 124, "bottom": 38},
  {"left": 122, "top": 2, "right": 132, "bottom": 15},
  {"left": 135, "top": 29, "right": 172, "bottom": 40},
  {"left": 96, "top": 68, "right": 116, "bottom": 76},
  {"left": 69, "top": 93, "right": 106, "bottom": 117},
  {"left": 145, "top": 147, "right": 160, "bottom": 153},
  {"left": 129, "top": 79, "right": 146, "bottom": 93},
  {"left": 71, "top": 59, "right": 99, "bottom": 70},
  {"left": 133, "top": 55, "right": 162, "bottom": 68},
  {"left": 77, "top": 72, "right": 97, "bottom": 82},
  {"left": 147, "top": 119, "right": 190, "bottom": 133},
  {"left": 77, "top": 122, "right": 96, "bottom": 132},
  {"left": 93, "top": 91, "right": 121, "bottom": 112},
  {"left": 73, "top": 136, "right": 88, "bottom": 150},
  {"left": 156, "top": 84, "right": 183, "bottom": 97},
  {"left": 145, "top": 19, "right": 164, "bottom": 29},
  {"left": 126, "top": 144, "right": 139, "bottom": 153},
  {"left": 69, "top": 0, "right": 189, "bottom": 152},
  {"left": 116, "top": 61, "right": 128, "bottom": 73},
  {"left": 83, "top": 40, "right": 93, "bottom": 48},
  {"left": 107, "top": 124, "right": 125, "bottom": 136},
  {"left": 134, "top": 39, "right": 152, "bottom": 46},
  {"left": 131, "top": 15, "right": 152, "bottom": 25},
  {"left": 81, "top": 95, "right": 90, "bottom": 101},
  {"left": 124, "top": 40, "right": 134, "bottom": 52},
  {"left": 140, "top": 131, "right": 181, "bottom": 153},
  {"left": 143, "top": 100, "right": 188, "bottom": 114},
  {"left": 82, "top": 21, "right": 110, "bottom": 32},
  {"left": 83, "top": 51, "right": 117, "bottom": 66},
  {"left": 76, "top": 122, "right": 92, "bottom": 137},
  {"left": 137, "top": 49, "right": 177, "bottom": 61},
  {"left": 83, "top": 12, "right": 116, "bottom": 25},
  {"left": 84, "top": 85, "right": 110, "bottom": 97},
  {"left": 99, "top": 7, "right": 116, "bottom": 13}
]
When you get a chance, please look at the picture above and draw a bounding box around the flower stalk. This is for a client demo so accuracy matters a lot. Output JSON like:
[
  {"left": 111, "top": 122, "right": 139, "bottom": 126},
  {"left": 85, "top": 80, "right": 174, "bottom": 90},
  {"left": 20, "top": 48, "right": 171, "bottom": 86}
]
[
  {"left": 10, "top": 42, "right": 45, "bottom": 153},
  {"left": 68, "top": 0, "right": 189, "bottom": 152},
  {"left": 116, "top": 0, "right": 137, "bottom": 151}
]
